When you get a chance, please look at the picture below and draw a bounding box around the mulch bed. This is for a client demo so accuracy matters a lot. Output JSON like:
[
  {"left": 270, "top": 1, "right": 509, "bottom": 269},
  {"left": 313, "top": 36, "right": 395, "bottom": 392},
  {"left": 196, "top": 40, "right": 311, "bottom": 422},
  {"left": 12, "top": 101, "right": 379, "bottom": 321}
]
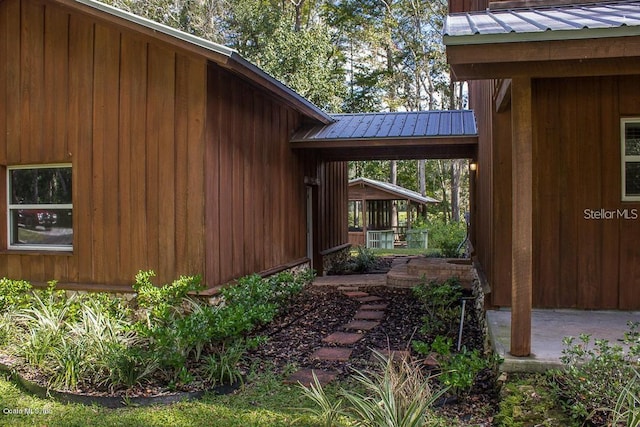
[{"left": 244, "top": 284, "right": 500, "bottom": 425}]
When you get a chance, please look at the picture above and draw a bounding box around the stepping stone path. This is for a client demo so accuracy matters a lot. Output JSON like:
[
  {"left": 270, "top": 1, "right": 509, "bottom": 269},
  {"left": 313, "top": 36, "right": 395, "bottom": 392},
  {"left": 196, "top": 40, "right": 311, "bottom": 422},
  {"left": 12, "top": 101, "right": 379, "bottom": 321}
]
[{"left": 285, "top": 288, "right": 408, "bottom": 386}]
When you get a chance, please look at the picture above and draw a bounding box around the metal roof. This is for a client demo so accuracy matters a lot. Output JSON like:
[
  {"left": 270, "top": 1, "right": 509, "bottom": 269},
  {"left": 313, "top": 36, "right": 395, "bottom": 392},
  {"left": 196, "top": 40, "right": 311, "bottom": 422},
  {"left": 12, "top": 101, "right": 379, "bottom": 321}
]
[
  {"left": 349, "top": 178, "right": 440, "bottom": 204},
  {"left": 291, "top": 111, "right": 477, "bottom": 142},
  {"left": 64, "top": 0, "right": 332, "bottom": 123},
  {"left": 444, "top": 0, "right": 640, "bottom": 45}
]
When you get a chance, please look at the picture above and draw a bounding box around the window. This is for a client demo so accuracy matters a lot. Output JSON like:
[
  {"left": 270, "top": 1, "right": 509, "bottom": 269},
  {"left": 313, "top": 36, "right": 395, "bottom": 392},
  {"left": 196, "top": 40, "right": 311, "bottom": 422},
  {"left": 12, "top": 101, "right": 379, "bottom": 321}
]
[
  {"left": 348, "top": 200, "right": 363, "bottom": 231},
  {"left": 622, "top": 119, "right": 640, "bottom": 202},
  {"left": 7, "top": 165, "right": 72, "bottom": 250}
]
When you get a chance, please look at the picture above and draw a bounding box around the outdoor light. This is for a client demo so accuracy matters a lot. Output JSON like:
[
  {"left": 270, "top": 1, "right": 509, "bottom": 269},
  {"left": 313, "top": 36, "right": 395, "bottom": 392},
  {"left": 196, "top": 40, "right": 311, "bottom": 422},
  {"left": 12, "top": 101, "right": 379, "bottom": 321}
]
[{"left": 469, "top": 162, "right": 477, "bottom": 171}]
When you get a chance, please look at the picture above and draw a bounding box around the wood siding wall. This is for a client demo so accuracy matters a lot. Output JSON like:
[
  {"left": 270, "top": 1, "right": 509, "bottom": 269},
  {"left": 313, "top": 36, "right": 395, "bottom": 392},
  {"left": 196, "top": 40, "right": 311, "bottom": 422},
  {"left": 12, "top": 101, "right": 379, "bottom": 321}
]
[
  {"left": 204, "top": 63, "right": 312, "bottom": 286},
  {"left": 318, "top": 161, "right": 349, "bottom": 254},
  {"left": 476, "top": 75, "right": 640, "bottom": 310},
  {"left": 0, "top": 0, "right": 340, "bottom": 288},
  {"left": 0, "top": 0, "right": 208, "bottom": 286}
]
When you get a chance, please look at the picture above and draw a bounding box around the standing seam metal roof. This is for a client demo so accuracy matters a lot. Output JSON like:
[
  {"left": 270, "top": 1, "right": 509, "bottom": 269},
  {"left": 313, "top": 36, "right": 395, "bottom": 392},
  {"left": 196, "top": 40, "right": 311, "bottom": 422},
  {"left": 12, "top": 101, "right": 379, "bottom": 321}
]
[
  {"left": 444, "top": 0, "right": 640, "bottom": 45},
  {"left": 349, "top": 178, "right": 440, "bottom": 204},
  {"left": 291, "top": 111, "right": 477, "bottom": 142}
]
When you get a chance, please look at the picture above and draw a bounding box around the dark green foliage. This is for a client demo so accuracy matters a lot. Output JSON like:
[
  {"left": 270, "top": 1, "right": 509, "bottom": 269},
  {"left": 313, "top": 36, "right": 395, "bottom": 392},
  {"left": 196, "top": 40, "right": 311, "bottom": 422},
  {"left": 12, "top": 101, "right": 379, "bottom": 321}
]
[
  {"left": 412, "top": 335, "right": 489, "bottom": 395},
  {"left": 329, "top": 246, "right": 380, "bottom": 274},
  {"left": 0, "top": 278, "right": 33, "bottom": 312},
  {"left": 0, "top": 269, "right": 313, "bottom": 392},
  {"left": 412, "top": 278, "right": 462, "bottom": 336},
  {"left": 549, "top": 323, "right": 640, "bottom": 425},
  {"left": 426, "top": 220, "right": 467, "bottom": 258}
]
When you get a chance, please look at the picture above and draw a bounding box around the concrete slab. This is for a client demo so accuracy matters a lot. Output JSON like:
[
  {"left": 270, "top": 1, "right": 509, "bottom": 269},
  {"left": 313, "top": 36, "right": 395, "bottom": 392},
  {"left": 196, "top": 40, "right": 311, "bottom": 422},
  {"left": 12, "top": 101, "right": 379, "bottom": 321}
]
[{"left": 487, "top": 308, "right": 640, "bottom": 373}]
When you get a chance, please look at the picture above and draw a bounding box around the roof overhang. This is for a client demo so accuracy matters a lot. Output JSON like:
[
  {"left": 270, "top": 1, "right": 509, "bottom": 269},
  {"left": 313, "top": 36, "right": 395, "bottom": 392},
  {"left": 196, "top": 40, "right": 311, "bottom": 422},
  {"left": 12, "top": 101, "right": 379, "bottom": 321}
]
[
  {"left": 291, "top": 111, "right": 478, "bottom": 161},
  {"left": 51, "top": 0, "right": 333, "bottom": 124},
  {"left": 444, "top": 1, "right": 640, "bottom": 80}
]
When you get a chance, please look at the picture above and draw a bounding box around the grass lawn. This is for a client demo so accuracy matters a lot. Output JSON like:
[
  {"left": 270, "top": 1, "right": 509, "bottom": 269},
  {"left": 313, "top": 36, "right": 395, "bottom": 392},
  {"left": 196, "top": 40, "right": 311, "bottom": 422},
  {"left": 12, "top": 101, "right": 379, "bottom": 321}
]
[
  {"left": 1, "top": 370, "right": 579, "bottom": 427},
  {"left": 0, "top": 369, "right": 332, "bottom": 427}
]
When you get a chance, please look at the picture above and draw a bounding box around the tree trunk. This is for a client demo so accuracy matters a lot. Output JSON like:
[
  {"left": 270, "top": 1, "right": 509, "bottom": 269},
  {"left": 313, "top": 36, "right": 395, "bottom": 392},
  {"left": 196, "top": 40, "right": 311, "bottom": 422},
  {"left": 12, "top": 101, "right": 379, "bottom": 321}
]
[
  {"left": 390, "top": 160, "right": 398, "bottom": 230},
  {"left": 451, "top": 159, "right": 463, "bottom": 222},
  {"left": 437, "top": 160, "right": 450, "bottom": 222}
]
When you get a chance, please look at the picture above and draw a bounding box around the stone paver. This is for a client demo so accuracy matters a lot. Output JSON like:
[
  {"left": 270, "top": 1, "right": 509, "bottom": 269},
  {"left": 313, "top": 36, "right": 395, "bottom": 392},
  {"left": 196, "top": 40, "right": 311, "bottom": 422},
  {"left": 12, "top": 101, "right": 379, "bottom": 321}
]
[
  {"left": 354, "top": 310, "right": 386, "bottom": 320},
  {"left": 343, "top": 291, "right": 370, "bottom": 298},
  {"left": 360, "top": 303, "right": 388, "bottom": 310},
  {"left": 344, "top": 320, "right": 380, "bottom": 331},
  {"left": 311, "top": 347, "right": 353, "bottom": 361},
  {"left": 322, "top": 332, "right": 364, "bottom": 345},
  {"left": 357, "top": 295, "right": 385, "bottom": 303},
  {"left": 284, "top": 368, "right": 338, "bottom": 386},
  {"left": 337, "top": 286, "right": 361, "bottom": 292}
]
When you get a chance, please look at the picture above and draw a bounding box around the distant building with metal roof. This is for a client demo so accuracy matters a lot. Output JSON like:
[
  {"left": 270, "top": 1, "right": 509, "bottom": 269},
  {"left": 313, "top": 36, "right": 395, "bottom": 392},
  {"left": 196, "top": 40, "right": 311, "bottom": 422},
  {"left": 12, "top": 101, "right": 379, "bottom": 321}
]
[{"left": 349, "top": 178, "right": 440, "bottom": 205}]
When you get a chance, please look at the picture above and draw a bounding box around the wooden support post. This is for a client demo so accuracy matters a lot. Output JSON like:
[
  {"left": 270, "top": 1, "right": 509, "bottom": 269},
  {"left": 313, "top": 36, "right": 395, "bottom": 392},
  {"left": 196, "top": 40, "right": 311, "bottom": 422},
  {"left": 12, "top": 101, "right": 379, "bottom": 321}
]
[{"left": 510, "top": 78, "right": 533, "bottom": 357}]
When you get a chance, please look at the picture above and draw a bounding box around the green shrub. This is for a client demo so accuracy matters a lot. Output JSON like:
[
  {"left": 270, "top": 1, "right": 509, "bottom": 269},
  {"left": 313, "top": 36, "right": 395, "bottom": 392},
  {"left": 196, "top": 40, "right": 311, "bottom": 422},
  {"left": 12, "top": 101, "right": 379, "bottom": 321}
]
[
  {"left": 0, "top": 278, "right": 33, "bottom": 312},
  {"left": 412, "top": 278, "right": 462, "bottom": 337},
  {"left": 550, "top": 322, "right": 640, "bottom": 425},
  {"left": 412, "top": 335, "right": 489, "bottom": 395},
  {"left": 1, "top": 269, "right": 312, "bottom": 392},
  {"left": 426, "top": 220, "right": 467, "bottom": 258}
]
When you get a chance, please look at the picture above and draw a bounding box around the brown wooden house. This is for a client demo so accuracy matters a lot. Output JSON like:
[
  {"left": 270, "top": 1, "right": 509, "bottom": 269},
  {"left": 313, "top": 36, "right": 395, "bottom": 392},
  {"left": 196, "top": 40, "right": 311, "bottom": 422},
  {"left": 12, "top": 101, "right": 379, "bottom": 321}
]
[
  {"left": 0, "top": 0, "right": 348, "bottom": 290},
  {"left": 347, "top": 177, "right": 439, "bottom": 247},
  {"left": 444, "top": 0, "right": 640, "bottom": 355}
]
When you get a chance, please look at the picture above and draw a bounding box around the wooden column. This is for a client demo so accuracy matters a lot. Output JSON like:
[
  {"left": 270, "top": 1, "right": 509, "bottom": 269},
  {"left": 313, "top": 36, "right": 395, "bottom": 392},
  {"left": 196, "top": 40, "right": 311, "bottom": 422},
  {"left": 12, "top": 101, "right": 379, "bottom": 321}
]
[{"left": 510, "top": 78, "right": 533, "bottom": 357}]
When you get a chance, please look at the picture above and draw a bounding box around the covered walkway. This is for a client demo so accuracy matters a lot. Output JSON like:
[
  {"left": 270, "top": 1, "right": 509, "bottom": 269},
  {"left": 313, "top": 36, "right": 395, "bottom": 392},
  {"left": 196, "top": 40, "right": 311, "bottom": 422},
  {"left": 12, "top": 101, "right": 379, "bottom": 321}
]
[{"left": 291, "top": 110, "right": 478, "bottom": 160}]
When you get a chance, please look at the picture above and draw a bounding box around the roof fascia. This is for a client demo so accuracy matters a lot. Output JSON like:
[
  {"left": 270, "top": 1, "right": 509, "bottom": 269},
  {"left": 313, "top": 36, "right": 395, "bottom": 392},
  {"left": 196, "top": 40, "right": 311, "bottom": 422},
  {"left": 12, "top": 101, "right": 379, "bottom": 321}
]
[
  {"left": 290, "top": 135, "right": 478, "bottom": 147},
  {"left": 444, "top": 25, "right": 640, "bottom": 46},
  {"left": 447, "top": 36, "right": 640, "bottom": 80}
]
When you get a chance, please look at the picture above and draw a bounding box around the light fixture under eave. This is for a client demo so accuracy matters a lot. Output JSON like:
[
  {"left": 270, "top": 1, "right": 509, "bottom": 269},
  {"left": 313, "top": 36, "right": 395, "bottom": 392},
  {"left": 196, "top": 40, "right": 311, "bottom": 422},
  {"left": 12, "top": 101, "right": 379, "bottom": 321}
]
[{"left": 469, "top": 162, "right": 477, "bottom": 171}]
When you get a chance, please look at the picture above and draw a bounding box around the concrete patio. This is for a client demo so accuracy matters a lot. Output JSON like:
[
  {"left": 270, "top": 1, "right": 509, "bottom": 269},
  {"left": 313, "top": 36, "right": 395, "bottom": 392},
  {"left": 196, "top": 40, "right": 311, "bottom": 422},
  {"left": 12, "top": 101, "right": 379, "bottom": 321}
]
[{"left": 487, "top": 308, "right": 640, "bottom": 372}]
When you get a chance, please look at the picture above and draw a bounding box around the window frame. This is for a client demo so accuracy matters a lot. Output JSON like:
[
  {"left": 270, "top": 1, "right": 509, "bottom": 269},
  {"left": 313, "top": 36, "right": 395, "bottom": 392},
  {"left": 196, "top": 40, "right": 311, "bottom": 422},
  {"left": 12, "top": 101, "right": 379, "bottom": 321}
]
[
  {"left": 6, "top": 163, "right": 73, "bottom": 251},
  {"left": 621, "top": 118, "right": 640, "bottom": 202}
]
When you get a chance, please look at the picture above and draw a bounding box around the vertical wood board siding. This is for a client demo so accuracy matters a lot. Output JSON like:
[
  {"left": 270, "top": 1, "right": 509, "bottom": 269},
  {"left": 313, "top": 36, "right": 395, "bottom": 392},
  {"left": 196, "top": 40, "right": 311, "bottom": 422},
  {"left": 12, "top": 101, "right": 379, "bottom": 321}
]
[
  {"left": 0, "top": 0, "right": 207, "bottom": 286},
  {"left": 476, "top": 74, "right": 640, "bottom": 310},
  {"left": 204, "top": 64, "right": 316, "bottom": 286}
]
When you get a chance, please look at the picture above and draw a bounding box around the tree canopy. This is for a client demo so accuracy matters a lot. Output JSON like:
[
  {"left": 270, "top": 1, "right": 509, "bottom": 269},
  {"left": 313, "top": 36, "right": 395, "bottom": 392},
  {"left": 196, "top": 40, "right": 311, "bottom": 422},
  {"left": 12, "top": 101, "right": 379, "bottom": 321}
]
[{"left": 101, "top": 0, "right": 470, "bottom": 222}]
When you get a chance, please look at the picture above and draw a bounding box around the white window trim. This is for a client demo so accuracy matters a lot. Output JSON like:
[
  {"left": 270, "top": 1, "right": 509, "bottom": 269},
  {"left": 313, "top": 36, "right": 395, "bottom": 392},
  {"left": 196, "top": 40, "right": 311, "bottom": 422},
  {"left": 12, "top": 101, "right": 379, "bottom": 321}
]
[
  {"left": 621, "top": 118, "right": 640, "bottom": 202},
  {"left": 7, "top": 163, "right": 73, "bottom": 251}
]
